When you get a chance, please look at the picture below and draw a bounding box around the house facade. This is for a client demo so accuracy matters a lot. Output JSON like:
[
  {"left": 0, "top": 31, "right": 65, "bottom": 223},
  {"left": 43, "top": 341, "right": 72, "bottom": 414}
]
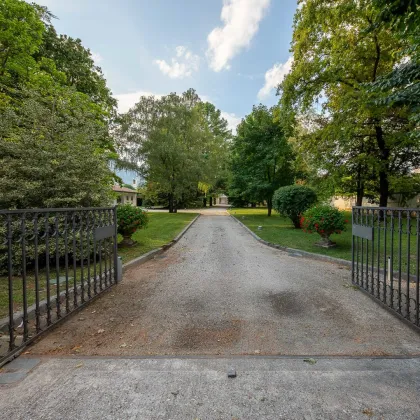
[
  {"left": 112, "top": 185, "right": 138, "bottom": 206},
  {"left": 217, "top": 194, "right": 229, "bottom": 205}
]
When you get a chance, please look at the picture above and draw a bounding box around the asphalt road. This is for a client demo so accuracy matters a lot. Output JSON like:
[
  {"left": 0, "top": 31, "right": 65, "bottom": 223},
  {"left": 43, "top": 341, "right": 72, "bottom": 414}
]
[{"left": 2, "top": 211, "right": 420, "bottom": 419}]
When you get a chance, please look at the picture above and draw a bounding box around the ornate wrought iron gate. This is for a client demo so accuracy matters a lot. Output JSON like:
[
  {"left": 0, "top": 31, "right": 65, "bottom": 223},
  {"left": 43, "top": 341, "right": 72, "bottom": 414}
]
[
  {"left": 0, "top": 207, "right": 119, "bottom": 365},
  {"left": 352, "top": 206, "right": 420, "bottom": 329}
]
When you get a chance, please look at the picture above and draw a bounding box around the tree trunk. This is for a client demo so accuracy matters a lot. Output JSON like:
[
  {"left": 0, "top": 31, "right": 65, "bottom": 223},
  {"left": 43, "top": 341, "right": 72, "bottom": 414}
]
[
  {"left": 209, "top": 197, "right": 213, "bottom": 207},
  {"left": 379, "top": 171, "right": 389, "bottom": 208},
  {"left": 267, "top": 198, "right": 272, "bottom": 217},
  {"left": 375, "top": 125, "right": 389, "bottom": 208},
  {"left": 168, "top": 193, "right": 174, "bottom": 213},
  {"left": 356, "top": 189, "right": 364, "bottom": 207},
  {"left": 203, "top": 197, "right": 207, "bottom": 207},
  {"left": 292, "top": 216, "right": 301, "bottom": 229},
  {"left": 356, "top": 163, "right": 364, "bottom": 206}
]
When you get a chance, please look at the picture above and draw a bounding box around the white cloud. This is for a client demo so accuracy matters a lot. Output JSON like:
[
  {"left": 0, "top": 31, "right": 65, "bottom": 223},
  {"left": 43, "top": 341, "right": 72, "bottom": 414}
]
[
  {"left": 206, "top": 0, "right": 271, "bottom": 72},
  {"left": 221, "top": 111, "right": 242, "bottom": 134},
  {"left": 115, "top": 91, "right": 163, "bottom": 113},
  {"left": 155, "top": 46, "right": 200, "bottom": 79},
  {"left": 257, "top": 56, "right": 293, "bottom": 100}
]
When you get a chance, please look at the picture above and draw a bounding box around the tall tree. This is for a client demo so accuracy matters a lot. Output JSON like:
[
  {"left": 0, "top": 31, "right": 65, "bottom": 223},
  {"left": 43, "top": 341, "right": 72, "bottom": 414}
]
[
  {"left": 118, "top": 90, "right": 230, "bottom": 212},
  {"left": 0, "top": 0, "right": 116, "bottom": 209},
  {"left": 280, "top": 0, "right": 419, "bottom": 207},
  {"left": 230, "top": 105, "right": 294, "bottom": 216}
]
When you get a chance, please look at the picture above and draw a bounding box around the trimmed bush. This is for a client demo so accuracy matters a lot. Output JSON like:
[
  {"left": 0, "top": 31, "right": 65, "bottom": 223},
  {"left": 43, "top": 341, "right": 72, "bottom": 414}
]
[
  {"left": 272, "top": 185, "right": 317, "bottom": 228},
  {"left": 301, "top": 205, "right": 346, "bottom": 247},
  {"left": 117, "top": 205, "right": 149, "bottom": 247}
]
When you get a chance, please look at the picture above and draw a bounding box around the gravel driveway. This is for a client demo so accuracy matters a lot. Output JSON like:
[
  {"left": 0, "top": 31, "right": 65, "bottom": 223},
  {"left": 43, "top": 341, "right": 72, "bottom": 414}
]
[{"left": 29, "top": 213, "right": 420, "bottom": 356}]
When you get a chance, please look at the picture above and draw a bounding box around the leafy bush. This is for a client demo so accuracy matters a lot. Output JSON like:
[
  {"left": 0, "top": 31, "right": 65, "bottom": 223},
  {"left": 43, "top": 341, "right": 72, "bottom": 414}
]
[
  {"left": 116, "top": 205, "right": 148, "bottom": 244},
  {"left": 273, "top": 185, "right": 317, "bottom": 228},
  {"left": 301, "top": 205, "right": 346, "bottom": 239}
]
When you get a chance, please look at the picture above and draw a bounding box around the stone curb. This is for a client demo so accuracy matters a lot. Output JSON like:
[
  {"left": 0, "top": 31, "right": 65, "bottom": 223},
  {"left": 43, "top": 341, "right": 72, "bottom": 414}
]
[
  {"left": 122, "top": 214, "right": 200, "bottom": 271},
  {"left": 230, "top": 214, "right": 351, "bottom": 268}
]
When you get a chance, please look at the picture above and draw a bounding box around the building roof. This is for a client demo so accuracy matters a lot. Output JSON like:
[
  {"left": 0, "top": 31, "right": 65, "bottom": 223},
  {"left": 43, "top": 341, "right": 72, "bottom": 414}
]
[{"left": 112, "top": 185, "right": 138, "bottom": 194}]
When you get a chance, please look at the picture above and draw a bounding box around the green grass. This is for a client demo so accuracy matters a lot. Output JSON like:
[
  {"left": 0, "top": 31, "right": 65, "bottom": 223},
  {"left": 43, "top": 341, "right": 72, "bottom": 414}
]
[
  {"left": 229, "top": 208, "right": 420, "bottom": 279},
  {"left": 117, "top": 212, "right": 198, "bottom": 262},
  {"left": 229, "top": 208, "right": 353, "bottom": 260},
  {"left": 0, "top": 212, "right": 198, "bottom": 319}
]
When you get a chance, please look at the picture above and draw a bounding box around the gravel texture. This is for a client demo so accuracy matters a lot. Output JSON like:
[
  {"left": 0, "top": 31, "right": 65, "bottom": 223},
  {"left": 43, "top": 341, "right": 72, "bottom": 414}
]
[{"left": 28, "top": 213, "right": 420, "bottom": 356}]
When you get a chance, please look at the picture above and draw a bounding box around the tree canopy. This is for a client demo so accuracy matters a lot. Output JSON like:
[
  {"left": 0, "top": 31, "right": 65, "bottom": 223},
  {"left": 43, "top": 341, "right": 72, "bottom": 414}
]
[
  {"left": 117, "top": 89, "right": 231, "bottom": 212},
  {"left": 280, "top": 0, "right": 420, "bottom": 207},
  {"left": 0, "top": 0, "right": 116, "bottom": 209},
  {"left": 230, "top": 105, "right": 294, "bottom": 215}
]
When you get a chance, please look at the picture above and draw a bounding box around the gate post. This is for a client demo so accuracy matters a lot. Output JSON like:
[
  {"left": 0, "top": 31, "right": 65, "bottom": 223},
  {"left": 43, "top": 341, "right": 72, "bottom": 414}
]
[
  {"left": 351, "top": 207, "right": 355, "bottom": 283},
  {"left": 113, "top": 206, "right": 119, "bottom": 283}
]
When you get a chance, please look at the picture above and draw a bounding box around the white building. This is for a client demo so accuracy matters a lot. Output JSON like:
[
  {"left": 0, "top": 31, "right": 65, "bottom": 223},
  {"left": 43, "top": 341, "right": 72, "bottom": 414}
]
[{"left": 112, "top": 185, "right": 137, "bottom": 206}]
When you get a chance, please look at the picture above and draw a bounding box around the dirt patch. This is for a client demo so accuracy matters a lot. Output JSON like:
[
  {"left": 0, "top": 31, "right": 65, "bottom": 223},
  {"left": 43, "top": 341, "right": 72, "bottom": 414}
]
[
  {"left": 266, "top": 291, "right": 303, "bottom": 316},
  {"left": 173, "top": 320, "right": 243, "bottom": 351}
]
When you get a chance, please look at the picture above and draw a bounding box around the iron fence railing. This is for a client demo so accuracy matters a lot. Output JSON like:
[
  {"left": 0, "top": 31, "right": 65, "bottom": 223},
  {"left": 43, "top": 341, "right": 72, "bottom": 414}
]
[
  {"left": 0, "top": 207, "right": 118, "bottom": 364},
  {"left": 352, "top": 206, "right": 420, "bottom": 329}
]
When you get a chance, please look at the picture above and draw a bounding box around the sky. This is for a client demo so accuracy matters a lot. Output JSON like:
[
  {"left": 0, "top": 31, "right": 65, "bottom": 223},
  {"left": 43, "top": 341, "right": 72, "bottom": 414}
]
[{"left": 38, "top": 0, "right": 299, "bottom": 135}]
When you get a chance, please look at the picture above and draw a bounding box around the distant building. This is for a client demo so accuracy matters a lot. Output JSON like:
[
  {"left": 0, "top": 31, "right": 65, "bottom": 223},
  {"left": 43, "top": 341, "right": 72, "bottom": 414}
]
[
  {"left": 112, "top": 185, "right": 137, "bottom": 206},
  {"left": 331, "top": 195, "right": 420, "bottom": 210},
  {"left": 217, "top": 194, "right": 229, "bottom": 205}
]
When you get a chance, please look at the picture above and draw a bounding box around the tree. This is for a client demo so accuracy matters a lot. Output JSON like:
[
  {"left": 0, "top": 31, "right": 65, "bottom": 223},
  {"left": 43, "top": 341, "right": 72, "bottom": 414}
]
[
  {"left": 37, "top": 25, "right": 117, "bottom": 114},
  {"left": 0, "top": 87, "right": 114, "bottom": 208},
  {"left": 118, "top": 90, "right": 230, "bottom": 212},
  {"left": 196, "top": 102, "right": 232, "bottom": 206},
  {"left": 0, "top": 0, "right": 117, "bottom": 209},
  {"left": 368, "top": 0, "right": 419, "bottom": 142},
  {"left": 230, "top": 105, "right": 294, "bottom": 216},
  {"left": 280, "top": 0, "right": 419, "bottom": 207}
]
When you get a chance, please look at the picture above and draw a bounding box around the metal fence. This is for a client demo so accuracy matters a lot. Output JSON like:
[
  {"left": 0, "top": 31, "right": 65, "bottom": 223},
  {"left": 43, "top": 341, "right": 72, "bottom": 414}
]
[
  {"left": 0, "top": 207, "right": 119, "bottom": 364},
  {"left": 352, "top": 206, "right": 420, "bottom": 329}
]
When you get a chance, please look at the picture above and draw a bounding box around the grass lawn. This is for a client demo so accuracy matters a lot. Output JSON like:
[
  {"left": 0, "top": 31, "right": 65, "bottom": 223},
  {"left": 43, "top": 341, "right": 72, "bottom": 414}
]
[
  {"left": 117, "top": 212, "right": 198, "bottom": 262},
  {"left": 229, "top": 208, "right": 353, "bottom": 261}
]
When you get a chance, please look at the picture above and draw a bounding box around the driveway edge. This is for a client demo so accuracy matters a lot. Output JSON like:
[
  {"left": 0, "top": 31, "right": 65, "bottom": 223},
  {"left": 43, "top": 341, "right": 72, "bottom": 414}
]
[
  {"left": 122, "top": 214, "right": 200, "bottom": 271},
  {"left": 230, "top": 214, "right": 351, "bottom": 268}
]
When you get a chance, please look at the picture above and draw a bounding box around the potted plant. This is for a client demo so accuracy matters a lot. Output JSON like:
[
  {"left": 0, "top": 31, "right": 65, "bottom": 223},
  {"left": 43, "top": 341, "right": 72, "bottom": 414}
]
[
  {"left": 300, "top": 205, "right": 346, "bottom": 248},
  {"left": 116, "top": 204, "right": 149, "bottom": 247}
]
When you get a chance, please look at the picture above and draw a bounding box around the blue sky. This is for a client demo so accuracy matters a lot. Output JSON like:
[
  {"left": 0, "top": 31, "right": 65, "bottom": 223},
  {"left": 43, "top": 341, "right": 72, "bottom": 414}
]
[{"left": 39, "top": 0, "right": 298, "bottom": 133}]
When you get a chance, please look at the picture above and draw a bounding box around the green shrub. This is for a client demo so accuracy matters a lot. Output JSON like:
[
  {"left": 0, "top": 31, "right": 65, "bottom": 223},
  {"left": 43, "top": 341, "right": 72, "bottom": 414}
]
[
  {"left": 273, "top": 185, "right": 317, "bottom": 228},
  {"left": 301, "top": 205, "right": 346, "bottom": 239},
  {"left": 116, "top": 205, "right": 148, "bottom": 244}
]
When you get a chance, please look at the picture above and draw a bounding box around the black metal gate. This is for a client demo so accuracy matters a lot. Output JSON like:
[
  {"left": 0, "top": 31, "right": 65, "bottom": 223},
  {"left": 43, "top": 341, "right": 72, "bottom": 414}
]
[
  {"left": 352, "top": 206, "right": 420, "bottom": 329},
  {"left": 0, "top": 207, "right": 119, "bottom": 365}
]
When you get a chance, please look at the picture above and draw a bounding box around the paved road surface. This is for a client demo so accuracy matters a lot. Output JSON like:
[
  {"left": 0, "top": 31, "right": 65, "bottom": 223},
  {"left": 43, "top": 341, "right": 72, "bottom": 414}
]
[{"left": 1, "top": 211, "right": 420, "bottom": 419}]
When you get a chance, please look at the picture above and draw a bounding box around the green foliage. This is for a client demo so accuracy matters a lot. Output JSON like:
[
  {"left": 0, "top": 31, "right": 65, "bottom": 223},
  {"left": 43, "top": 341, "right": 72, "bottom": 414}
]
[
  {"left": 0, "top": 0, "right": 116, "bottom": 210},
  {"left": 280, "top": 0, "right": 419, "bottom": 207},
  {"left": 230, "top": 105, "right": 294, "bottom": 215},
  {"left": 367, "top": 0, "right": 420, "bottom": 142},
  {"left": 301, "top": 205, "right": 347, "bottom": 239},
  {"left": 272, "top": 185, "right": 317, "bottom": 228},
  {"left": 0, "top": 87, "right": 114, "bottom": 209},
  {"left": 117, "top": 90, "right": 231, "bottom": 212},
  {"left": 116, "top": 205, "right": 149, "bottom": 238}
]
